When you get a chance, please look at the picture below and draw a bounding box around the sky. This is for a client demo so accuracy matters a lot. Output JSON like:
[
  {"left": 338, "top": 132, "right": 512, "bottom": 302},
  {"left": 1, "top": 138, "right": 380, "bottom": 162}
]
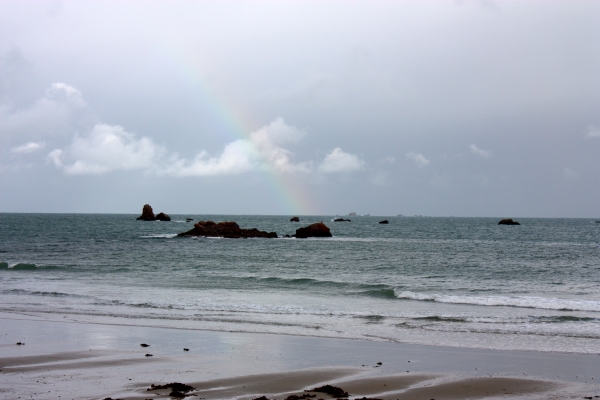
[{"left": 0, "top": 0, "right": 598, "bottom": 217}]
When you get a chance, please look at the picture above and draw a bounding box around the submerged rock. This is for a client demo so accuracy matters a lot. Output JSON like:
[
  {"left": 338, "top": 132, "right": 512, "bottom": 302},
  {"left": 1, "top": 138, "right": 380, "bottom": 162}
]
[
  {"left": 177, "top": 221, "right": 277, "bottom": 239},
  {"left": 498, "top": 218, "right": 520, "bottom": 225},
  {"left": 294, "top": 222, "right": 332, "bottom": 238}
]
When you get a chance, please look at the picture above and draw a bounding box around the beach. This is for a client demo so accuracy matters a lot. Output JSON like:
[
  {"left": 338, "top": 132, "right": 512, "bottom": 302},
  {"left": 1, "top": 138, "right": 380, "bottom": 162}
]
[{"left": 1, "top": 311, "right": 598, "bottom": 399}]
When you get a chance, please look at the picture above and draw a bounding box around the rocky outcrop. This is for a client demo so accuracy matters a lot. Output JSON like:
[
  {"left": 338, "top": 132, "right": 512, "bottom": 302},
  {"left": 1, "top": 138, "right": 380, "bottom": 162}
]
[
  {"left": 136, "top": 204, "right": 171, "bottom": 221},
  {"left": 334, "top": 218, "right": 351, "bottom": 222},
  {"left": 294, "top": 222, "right": 332, "bottom": 238},
  {"left": 379, "top": 220, "right": 389, "bottom": 224},
  {"left": 155, "top": 212, "right": 171, "bottom": 221},
  {"left": 137, "top": 204, "right": 156, "bottom": 221},
  {"left": 498, "top": 218, "right": 520, "bottom": 225},
  {"left": 177, "top": 221, "right": 277, "bottom": 238},
  {"left": 290, "top": 216, "right": 300, "bottom": 222}
]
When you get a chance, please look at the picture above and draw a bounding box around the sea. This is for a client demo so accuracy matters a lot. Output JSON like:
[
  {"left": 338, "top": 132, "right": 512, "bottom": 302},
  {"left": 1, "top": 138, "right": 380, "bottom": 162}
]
[{"left": 0, "top": 214, "right": 598, "bottom": 354}]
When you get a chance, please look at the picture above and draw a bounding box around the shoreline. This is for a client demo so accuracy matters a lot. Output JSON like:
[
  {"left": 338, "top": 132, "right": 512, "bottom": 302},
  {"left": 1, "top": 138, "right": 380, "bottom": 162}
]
[{"left": 1, "top": 312, "right": 598, "bottom": 399}]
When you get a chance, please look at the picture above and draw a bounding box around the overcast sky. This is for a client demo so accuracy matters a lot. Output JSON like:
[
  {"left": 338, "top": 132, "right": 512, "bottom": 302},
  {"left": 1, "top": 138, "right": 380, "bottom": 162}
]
[{"left": 1, "top": 0, "right": 598, "bottom": 217}]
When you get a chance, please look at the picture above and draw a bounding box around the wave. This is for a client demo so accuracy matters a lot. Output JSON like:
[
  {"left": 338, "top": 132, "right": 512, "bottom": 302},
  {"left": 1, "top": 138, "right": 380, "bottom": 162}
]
[
  {"left": 3, "top": 288, "right": 90, "bottom": 299},
  {"left": 360, "top": 288, "right": 397, "bottom": 299},
  {"left": 140, "top": 234, "right": 178, "bottom": 239},
  {"left": 395, "top": 291, "right": 600, "bottom": 312},
  {"left": 3, "top": 263, "right": 37, "bottom": 270}
]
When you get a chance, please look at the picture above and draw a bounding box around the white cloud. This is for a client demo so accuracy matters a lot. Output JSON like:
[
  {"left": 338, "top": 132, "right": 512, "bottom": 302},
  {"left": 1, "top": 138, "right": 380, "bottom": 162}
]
[
  {"left": 406, "top": 152, "right": 430, "bottom": 167},
  {"left": 11, "top": 141, "right": 45, "bottom": 154},
  {"left": 0, "top": 82, "right": 88, "bottom": 141},
  {"left": 585, "top": 125, "right": 600, "bottom": 139},
  {"left": 49, "top": 118, "right": 366, "bottom": 177},
  {"left": 45, "top": 82, "right": 86, "bottom": 109},
  {"left": 48, "top": 124, "right": 165, "bottom": 175},
  {"left": 318, "top": 147, "right": 365, "bottom": 173},
  {"left": 162, "top": 117, "right": 311, "bottom": 176},
  {"left": 469, "top": 144, "right": 492, "bottom": 158}
]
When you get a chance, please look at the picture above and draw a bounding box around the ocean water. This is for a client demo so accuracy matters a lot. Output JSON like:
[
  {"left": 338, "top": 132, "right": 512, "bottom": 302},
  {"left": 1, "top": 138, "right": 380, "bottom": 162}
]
[{"left": 0, "top": 214, "right": 598, "bottom": 354}]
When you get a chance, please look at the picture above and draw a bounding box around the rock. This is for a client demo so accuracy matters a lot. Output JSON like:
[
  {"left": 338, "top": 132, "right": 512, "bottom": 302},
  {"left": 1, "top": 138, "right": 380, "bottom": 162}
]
[
  {"left": 498, "top": 218, "right": 520, "bottom": 225},
  {"left": 183, "top": 348, "right": 189, "bottom": 351},
  {"left": 379, "top": 220, "right": 389, "bottom": 224},
  {"left": 136, "top": 204, "right": 171, "bottom": 221},
  {"left": 137, "top": 204, "right": 155, "bottom": 221},
  {"left": 145, "top": 353, "right": 153, "bottom": 357},
  {"left": 16, "top": 342, "right": 24, "bottom": 345},
  {"left": 294, "top": 222, "right": 332, "bottom": 238},
  {"left": 185, "top": 218, "right": 194, "bottom": 222},
  {"left": 348, "top": 212, "right": 357, "bottom": 216},
  {"left": 177, "top": 221, "right": 277, "bottom": 239},
  {"left": 148, "top": 383, "right": 195, "bottom": 393},
  {"left": 140, "top": 343, "right": 150, "bottom": 347},
  {"left": 155, "top": 212, "right": 171, "bottom": 221},
  {"left": 333, "top": 218, "right": 351, "bottom": 222},
  {"left": 307, "top": 385, "right": 349, "bottom": 398},
  {"left": 290, "top": 216, "right": 300, "bottom": 222}
]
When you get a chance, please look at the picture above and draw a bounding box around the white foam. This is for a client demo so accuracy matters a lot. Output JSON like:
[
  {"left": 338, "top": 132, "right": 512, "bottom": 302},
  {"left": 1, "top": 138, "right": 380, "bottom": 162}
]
[
  {"left": 140, "top": 234, "right": 177, "bottom": 238},
  {"left": 395, "top": 290, "right": 600, "bottom": 312}
]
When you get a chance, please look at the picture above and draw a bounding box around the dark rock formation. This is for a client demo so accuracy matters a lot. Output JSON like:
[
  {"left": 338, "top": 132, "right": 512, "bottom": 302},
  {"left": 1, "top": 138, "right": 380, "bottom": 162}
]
[
  {"left": 334, "top": 218, "right": 351, "bottom": 222},
  {"left": 379, "top": 220, "right": 389, "bottom": 224},
  {"left": 290, "top": 216, "right": 300, "bottom": 222},
  {"left": 177, "top": 221, "right": 277, "bottom": 239},
  {"left": 155, "top": 212, "right": 171, "bottom": 221},
  {"left": 137, "top": 204, "right": 155, "bottom": 221},
  {"left": 498, "top": 218, "right": 520, "bottom": 225},
  {"left": 147, "top": 383, "right": 195, "bottom": 393},
  {"left": 307, "top": 385, "right": 349, "bottom": 398},
  {"left": 285, "top": 394, "right": 316, "bottom": 400},
  {"left": 186, "top": 218, "right": 194, "bottom": 222},
  {"left": 136, "top": 204, "right": 171, "bottom": 221},
  {"left": 294, "top": 222, "right": 332, "bottom": 238}
]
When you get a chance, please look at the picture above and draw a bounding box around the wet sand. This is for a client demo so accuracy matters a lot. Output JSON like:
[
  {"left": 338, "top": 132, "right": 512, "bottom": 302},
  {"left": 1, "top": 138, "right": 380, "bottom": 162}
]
[{"left": 1, "top": 312, "right": 598, "bottom": 399}]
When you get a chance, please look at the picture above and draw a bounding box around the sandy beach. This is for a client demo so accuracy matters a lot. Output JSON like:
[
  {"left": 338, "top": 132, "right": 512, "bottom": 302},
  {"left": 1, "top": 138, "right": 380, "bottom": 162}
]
[{"left": 1, "top": 312, "right": 598, "bottom": 400}]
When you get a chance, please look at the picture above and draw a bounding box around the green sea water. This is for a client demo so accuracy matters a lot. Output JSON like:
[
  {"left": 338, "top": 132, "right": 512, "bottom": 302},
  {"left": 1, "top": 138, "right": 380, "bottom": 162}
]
[{"left": 0, "top": 214, "right": 598, "bottom": 353}]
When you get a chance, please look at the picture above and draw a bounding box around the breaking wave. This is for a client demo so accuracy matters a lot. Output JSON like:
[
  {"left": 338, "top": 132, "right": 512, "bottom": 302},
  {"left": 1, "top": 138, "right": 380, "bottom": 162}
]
[{"left": 395, "top": 291, "right": 600, "bottom": 312}]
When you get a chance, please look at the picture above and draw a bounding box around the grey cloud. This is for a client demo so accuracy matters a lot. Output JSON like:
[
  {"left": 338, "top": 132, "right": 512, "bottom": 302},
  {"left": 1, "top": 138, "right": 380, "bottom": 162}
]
[{"left": 406, "top": 152, "right": 430, "bottom": 168}]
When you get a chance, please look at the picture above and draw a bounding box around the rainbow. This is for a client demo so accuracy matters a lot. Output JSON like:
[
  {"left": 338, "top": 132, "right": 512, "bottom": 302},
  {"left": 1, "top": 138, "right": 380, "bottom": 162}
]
[{"left": 164, "top": 46, "right": 317, "bottom": 215}]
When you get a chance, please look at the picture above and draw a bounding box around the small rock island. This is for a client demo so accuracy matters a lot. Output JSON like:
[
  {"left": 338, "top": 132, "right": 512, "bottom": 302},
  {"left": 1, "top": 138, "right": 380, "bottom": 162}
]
[
  {"left": 498, "top": 218, "right": 520, "bottom": 225},
  {"left": 136, "top": 204, "right": 171, "bottom": 221},
  {"left": 177, "top": 221, "right": 277, "bottom": 239},
  {"left": 294, "top": 222, "right": 332, "bottom": 238}
]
